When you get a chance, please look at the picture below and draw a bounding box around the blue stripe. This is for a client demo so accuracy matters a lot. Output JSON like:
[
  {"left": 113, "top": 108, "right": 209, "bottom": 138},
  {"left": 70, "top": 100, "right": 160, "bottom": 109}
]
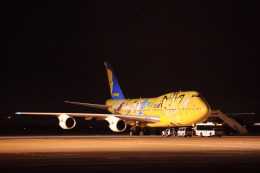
[{"left": 105, "top": 61, "right": 125, "bottom": 100}]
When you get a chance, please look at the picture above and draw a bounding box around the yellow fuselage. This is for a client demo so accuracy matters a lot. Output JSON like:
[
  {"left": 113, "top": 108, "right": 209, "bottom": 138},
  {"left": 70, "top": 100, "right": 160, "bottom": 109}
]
[{"left": 106, "top": 91, "right": 211, "bottom": 128}]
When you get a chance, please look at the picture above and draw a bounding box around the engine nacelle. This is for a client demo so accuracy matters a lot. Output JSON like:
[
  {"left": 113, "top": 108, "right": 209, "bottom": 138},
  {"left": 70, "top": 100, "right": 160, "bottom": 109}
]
[
  {"left": 105, "top": 116, "right": 126, "bottom": 132},
  {"left": 58, "top": 114, "right": 76, "bottom": 129}
]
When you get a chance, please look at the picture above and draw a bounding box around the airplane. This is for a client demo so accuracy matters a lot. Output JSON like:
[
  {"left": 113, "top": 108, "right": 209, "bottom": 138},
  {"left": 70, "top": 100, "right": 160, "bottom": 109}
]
[{"left": 16, "top": 61, "right": 211, "bottom": 135}]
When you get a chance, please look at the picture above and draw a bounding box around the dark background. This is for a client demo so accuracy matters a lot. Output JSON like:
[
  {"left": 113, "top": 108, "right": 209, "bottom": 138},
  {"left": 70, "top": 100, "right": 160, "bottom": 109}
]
[{"left": 1, "top": 0, "right": 259, "bottom": 135}]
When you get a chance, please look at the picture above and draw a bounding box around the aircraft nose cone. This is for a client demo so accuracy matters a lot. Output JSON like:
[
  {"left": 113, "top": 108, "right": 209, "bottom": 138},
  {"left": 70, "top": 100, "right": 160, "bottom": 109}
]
[{"left": 199, "top": 98, "right": 211, "bottom": 121}]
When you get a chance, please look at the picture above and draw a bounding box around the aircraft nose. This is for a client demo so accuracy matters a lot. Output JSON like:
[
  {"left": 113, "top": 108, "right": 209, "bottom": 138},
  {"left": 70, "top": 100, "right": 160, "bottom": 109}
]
[{"left": 199, "top": 98, "right": 211, "bottom": 121}]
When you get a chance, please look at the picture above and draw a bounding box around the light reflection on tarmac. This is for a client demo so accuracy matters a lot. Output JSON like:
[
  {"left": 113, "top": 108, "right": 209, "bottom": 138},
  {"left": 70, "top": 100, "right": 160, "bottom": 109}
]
[{"left": 1, "top": 136, "right": 260, "bottom": 173}]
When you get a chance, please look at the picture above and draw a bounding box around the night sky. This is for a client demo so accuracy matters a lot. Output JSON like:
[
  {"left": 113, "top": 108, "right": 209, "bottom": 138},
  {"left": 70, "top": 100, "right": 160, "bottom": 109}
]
[{"left": 1, "top": 1, "right": 259, "bottom": 130}]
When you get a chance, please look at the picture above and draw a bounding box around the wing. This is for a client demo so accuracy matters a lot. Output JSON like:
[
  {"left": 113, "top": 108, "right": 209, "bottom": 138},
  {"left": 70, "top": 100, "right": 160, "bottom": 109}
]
[
  {"left": 15, "top": 112, "right": 160, "bottom": 123},
  {"left": 224, "top": 112, "right": 255, "bottom": 115},
  {"left": 65, "top": 101, "right": 111, "bottom": 109}
]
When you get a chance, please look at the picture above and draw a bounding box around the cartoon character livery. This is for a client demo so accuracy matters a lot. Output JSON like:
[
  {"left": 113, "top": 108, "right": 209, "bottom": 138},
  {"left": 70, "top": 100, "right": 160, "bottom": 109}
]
[{"left": 16, "top": 61, "right": 211, "bottom": 135}]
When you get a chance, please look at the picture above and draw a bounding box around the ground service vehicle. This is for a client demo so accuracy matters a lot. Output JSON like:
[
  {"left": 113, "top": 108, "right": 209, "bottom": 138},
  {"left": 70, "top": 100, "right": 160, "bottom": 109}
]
[
  {"left": 177, "top": 127, "right": 193, "bottom": 137},
  {"left": 195, "top": 122, "right": 223, "bottom": 137},
  {"left": 162, "top": 128, "right": 176, "bottom": 137}
]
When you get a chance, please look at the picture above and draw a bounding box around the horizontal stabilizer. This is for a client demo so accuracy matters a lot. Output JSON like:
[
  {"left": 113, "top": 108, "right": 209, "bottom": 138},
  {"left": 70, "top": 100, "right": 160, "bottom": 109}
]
[{"left": 65, "top": 101, "right": 111, "bottom": 109}]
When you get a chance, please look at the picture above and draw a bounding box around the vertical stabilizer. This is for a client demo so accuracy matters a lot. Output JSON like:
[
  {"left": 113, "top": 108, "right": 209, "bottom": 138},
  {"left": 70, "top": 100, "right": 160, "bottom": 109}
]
[{"left": 104, "top": 61, "right": 125, "bottom": 100}]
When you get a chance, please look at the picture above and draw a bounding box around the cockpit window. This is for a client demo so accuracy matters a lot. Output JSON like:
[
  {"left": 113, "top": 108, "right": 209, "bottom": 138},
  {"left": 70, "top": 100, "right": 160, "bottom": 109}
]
[{"left": 192, "top": 94, "right": 202, "bottom": 97}]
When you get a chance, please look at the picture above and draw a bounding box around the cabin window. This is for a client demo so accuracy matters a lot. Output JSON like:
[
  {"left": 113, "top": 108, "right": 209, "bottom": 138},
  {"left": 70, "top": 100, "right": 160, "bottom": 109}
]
[{"left": 192, "top": 94, "right": 202, "bottom": 97}]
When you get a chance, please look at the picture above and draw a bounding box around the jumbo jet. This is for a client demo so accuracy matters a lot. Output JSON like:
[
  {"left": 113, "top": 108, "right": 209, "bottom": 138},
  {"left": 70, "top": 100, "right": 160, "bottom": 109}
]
[{"left": 16, "top": 61, "right": 211, "bottom": 135}]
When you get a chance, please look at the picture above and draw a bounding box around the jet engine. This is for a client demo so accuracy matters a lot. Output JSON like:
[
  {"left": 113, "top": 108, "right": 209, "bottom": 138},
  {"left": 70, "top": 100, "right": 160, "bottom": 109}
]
[
  {"left": 105, "top": 116, "right": 127, "bottom": 132},
  {"left": 58, "top": 114, "right": 76, "bottom": 129}
]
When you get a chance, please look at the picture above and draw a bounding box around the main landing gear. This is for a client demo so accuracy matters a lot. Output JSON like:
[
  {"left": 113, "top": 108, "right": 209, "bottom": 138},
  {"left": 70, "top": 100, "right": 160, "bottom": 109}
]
[
  {"left": 129, "top": 121, "right": 145, "bottom": 136},
  {"left": 130, "top": 130, "right": 145, "bottom": 136}
]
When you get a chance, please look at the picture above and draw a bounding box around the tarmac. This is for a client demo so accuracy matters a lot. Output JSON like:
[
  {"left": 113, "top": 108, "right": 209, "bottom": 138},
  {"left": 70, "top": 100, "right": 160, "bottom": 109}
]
[{"left": 1, "top": 135, "right": 260, "bottom": 173}]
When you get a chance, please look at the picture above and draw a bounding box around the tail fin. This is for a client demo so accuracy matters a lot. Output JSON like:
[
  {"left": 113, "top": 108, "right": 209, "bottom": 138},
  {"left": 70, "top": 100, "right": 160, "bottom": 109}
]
[{"left": 104, "top": 61, "right": 125, "bottom": 100}]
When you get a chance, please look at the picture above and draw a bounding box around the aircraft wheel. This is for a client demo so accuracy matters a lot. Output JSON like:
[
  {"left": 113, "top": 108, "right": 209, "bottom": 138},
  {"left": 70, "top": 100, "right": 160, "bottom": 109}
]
[
  {"left": 200, "top": 132, "right": 203, "bottom": 137},
  {"left": 130, "top": 131, "right": 134, "bottom": 136},
  {"left": 140, "top": 131, "right": 144, "bottom": 136}
]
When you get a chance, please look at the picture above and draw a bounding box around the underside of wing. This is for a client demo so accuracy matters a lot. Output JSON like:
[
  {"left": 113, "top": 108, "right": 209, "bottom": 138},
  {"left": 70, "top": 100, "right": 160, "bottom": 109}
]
[
  {"left": 114, "top": 114, "right": 160, "bottom": 123},
  {"left": 15, "top": 112, "right": 160, "bottom": 123}
]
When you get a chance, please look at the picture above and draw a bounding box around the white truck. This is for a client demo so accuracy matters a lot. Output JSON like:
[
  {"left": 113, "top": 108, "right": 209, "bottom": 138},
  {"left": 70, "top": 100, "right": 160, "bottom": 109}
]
[{"left": 177, "top": 127, "right": 193, "bottom": 137}]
